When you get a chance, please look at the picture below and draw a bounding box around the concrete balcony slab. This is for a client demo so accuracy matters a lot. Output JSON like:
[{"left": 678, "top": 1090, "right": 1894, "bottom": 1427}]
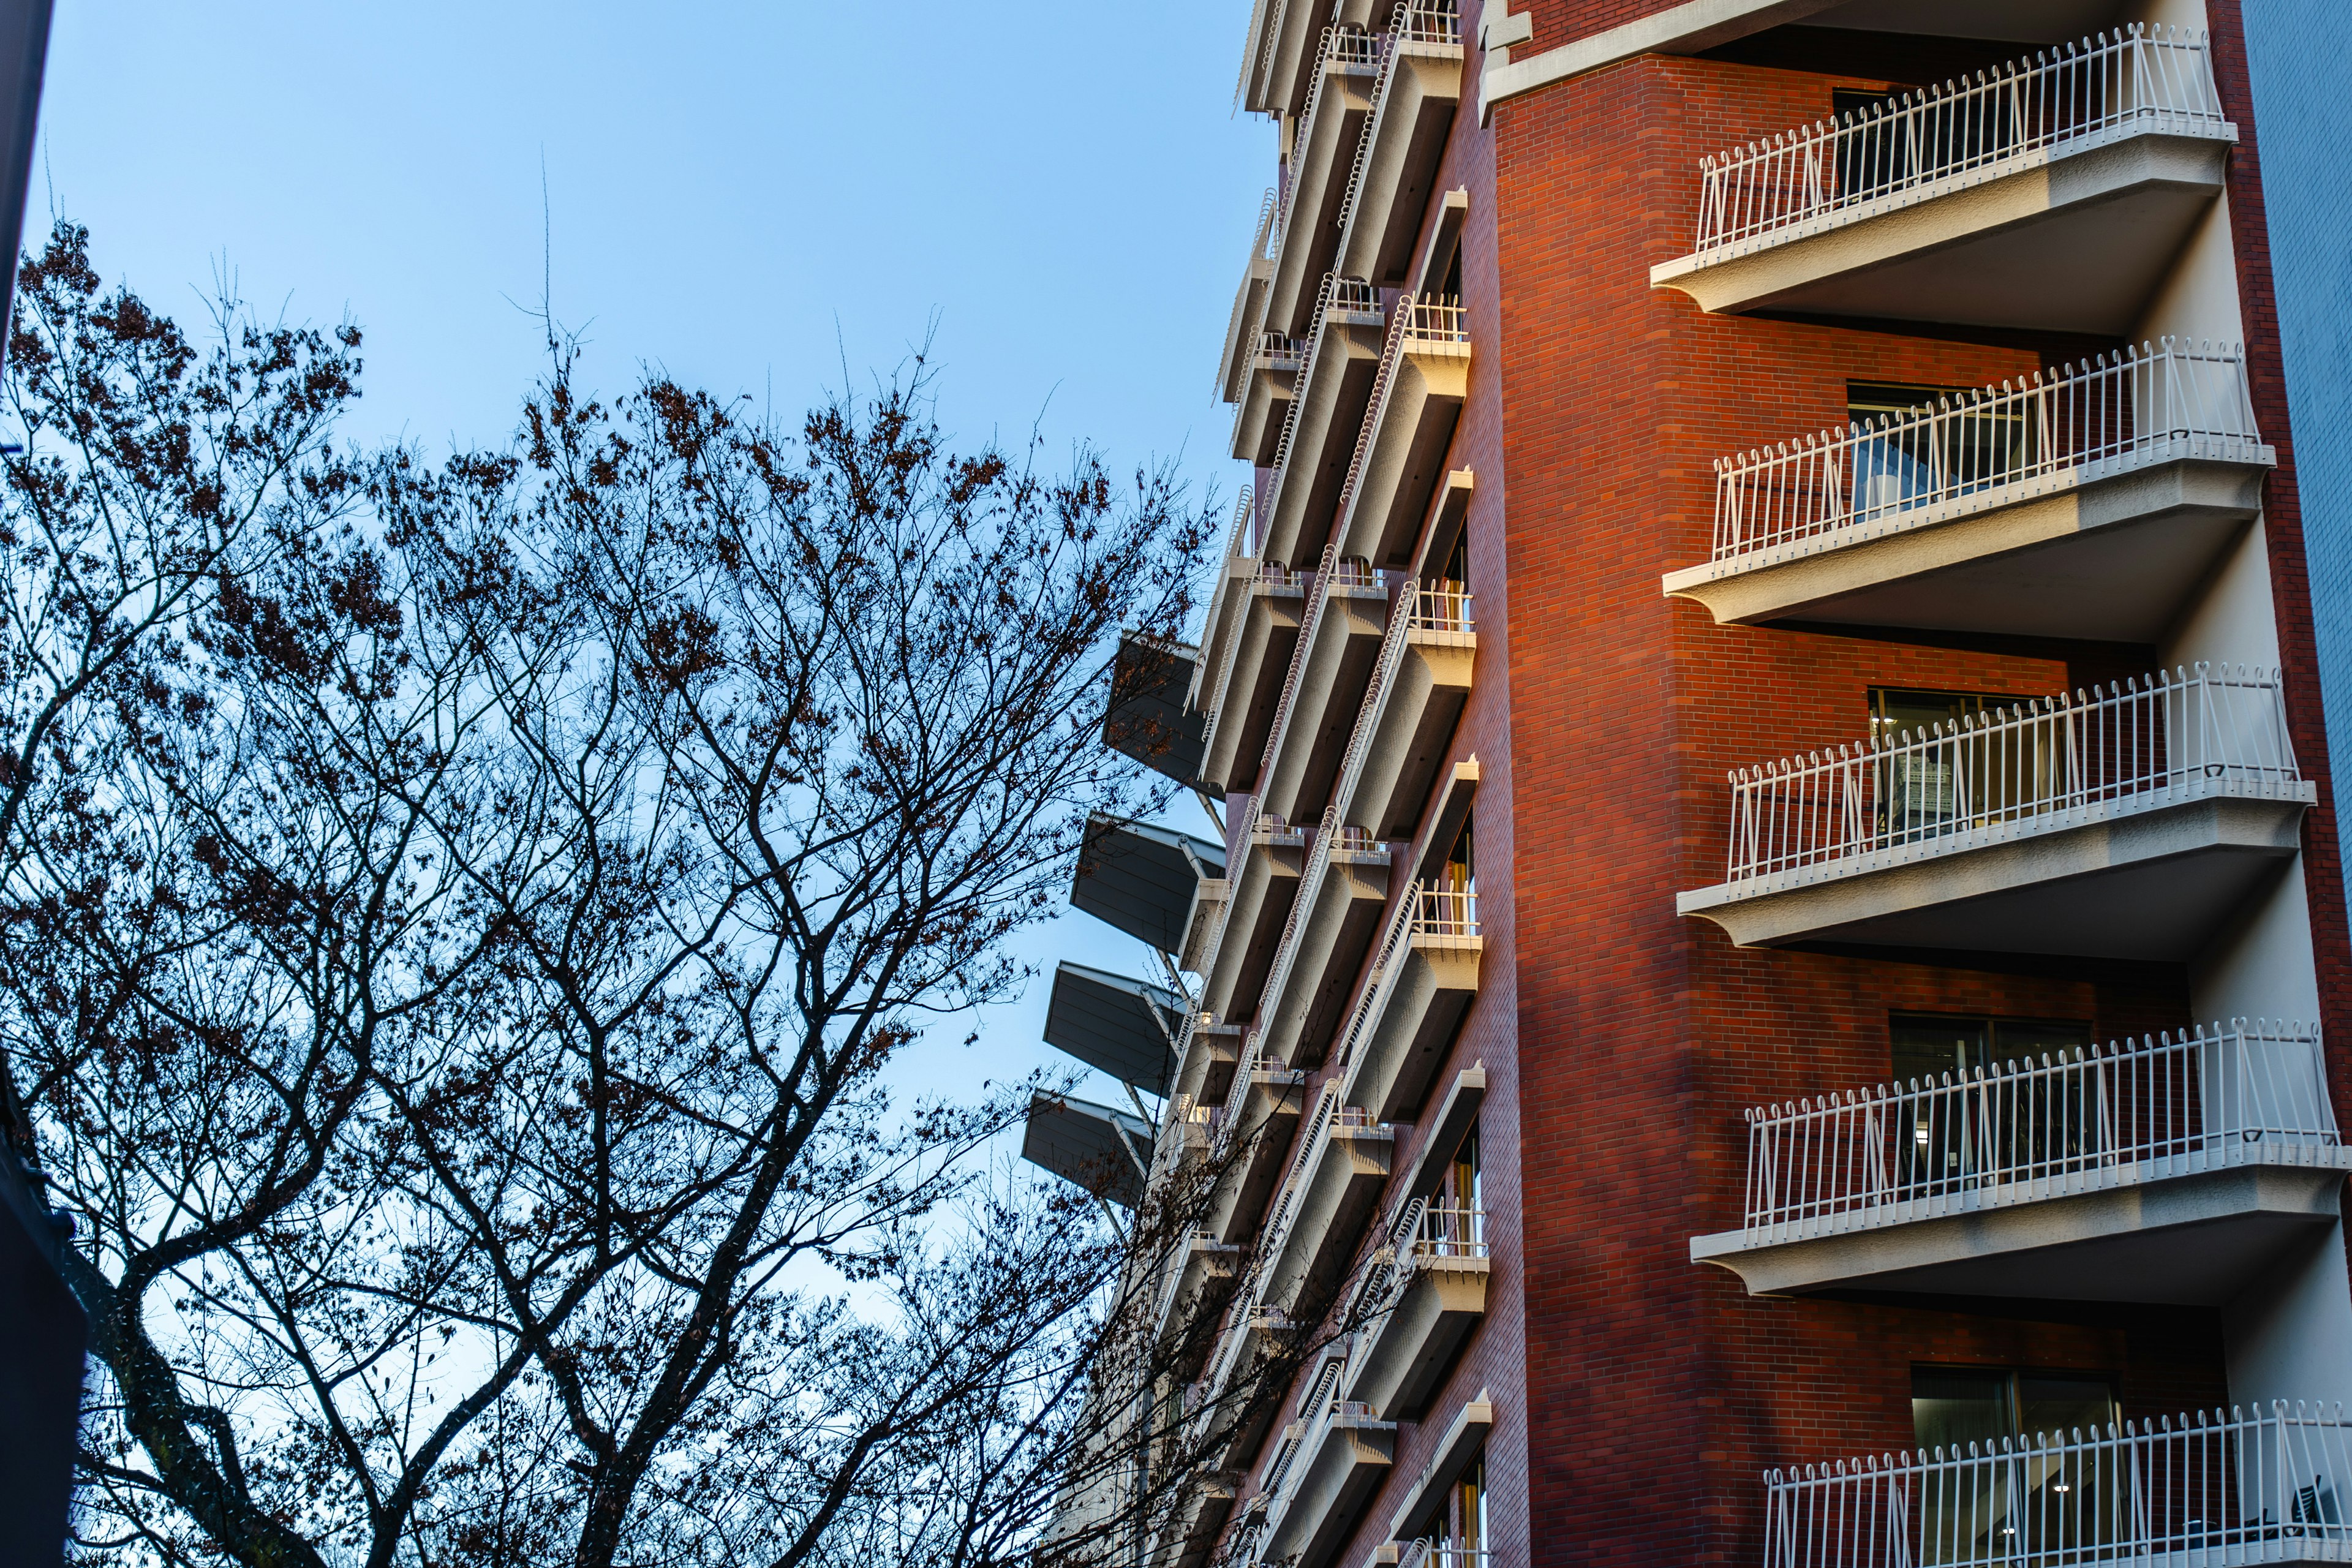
[
  {"left": 1262, "top": 1406, "right": 1396, "bottom": 1568},
  {"left": 1652, "top": 126, "right": 2235, "bottom": 334},
  {"left": 1262, "top": 292, "right": 1388, "bottom": 571},
  {"left": 1257, "top": 839, "right": 1392, "bottom": 1069},
  {"left": 1155, "top": 1232, "right": 1245, "bottom": 1378},
  {"left": 1197, "top": 571, "right": 1306, "bottom": 794},
  {"left": 1333, "top": 618, "right": 1475, "bottom": 842},
  {"left": 1264, "top": 43, "right": 1382, "bottom": 339},
  {"left": 1261, "top": 1106, "right": 1395, "bottom": 1314},
  {"left": 1332, "top": 323, "right": 1471, "bottom": 572},
  {"left": 1337, "top": 896, "right": 1482, "bottom": 1125},
  {"left": 1664, "top": 448, "right": 2274, "bottom": 639},
  {"left": 1206, "top": 1063, "right": 1309, "bottom": 1246},
  {"left": 1229, "top": 336, "right": 1302, "bottom": 465},
  {"left": 1199, "top": 813, "right": 1307, "bottom": 1019},
  {"left": 1172, "top": 1017, "right": 1248, "bottom": 1108},
  {"left": 1679, "top": 786, "right": 2312, "bottom": 959},
  {"left": 1344, "top": 1246, "right": 1490, "bottom": 1420},
  {"left": 1263, "top": 575, "right": 1391, "bottom": 824},
  {"left": 1335, "top": 35, "right": 1463, "bottom": 289}
]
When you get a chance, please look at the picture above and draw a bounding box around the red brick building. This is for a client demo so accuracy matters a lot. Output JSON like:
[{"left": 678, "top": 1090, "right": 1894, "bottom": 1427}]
[{"left": 1035, "top": 2, "right": 2352, "bottom": 1564}]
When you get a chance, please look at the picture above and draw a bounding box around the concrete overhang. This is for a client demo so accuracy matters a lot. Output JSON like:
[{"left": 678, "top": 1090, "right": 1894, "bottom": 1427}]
[
  {"left": 1150, "top": 1471, "right": 1240, "bottom": 1568},
  {"left": 1207, "top": 1066, "right": 1309, "bottom": 1245},
  {"left": 1341, "top": 922, "right": 1482, "bottom": 1123},
  {"left": 1333, "top": 624, "right": 1476, "bottom": 840},
  {"left": 1258, "top": 841, "right": 1393, "bottom": 1068},
  {"left": 1692, "top": 1156, "right": 2352, "bottom": 1303},
  {"left": 1264, "top": 1117, "right": 1395, "bottom": 1314},
  {"left": 1230, "top": 338, "right": 1302, "bottom": 465},
  {"left": 1263, "top": 578, "right": 1391, "bottom": 823},
  {"left": 1173, "top": 1018, "right": 1248, "bottom": 1107},
  {"left": 1155, "top": 1234, "right": 1245, "bottom": 1371},
  {"left": 1043, "top": 963, "right": 1184, "bottom": 1096},
  {"left": 1262, "top": 299, "right": 1389, "bottom": 571},
  {"left": 1264, "top": 48, "right": 1382, "bottom": 340},
  {"left": 1335, "top": 37, "right": 1464, "bottom": 288},
  {"left": 1664, "top": 449, "right": 2275, "bottom": 638},
  {"left": 1072, "top": 815, "right": 1227, "bottom": 957},
  {"left": 1245, "top": 0, "right": 1385, "bottom": 118},
  {"left": 1201, "top": 1309, "right": 1302, "bottom": 1471},
  {"left": 1386, "top": 1394, "right": 1493, "bottom": 1541},
  {"left": 1178, "top": 878, "right": 1227, "bottom": 978},
  {"left": 1262, "top": 1411, "right": 1396, "bottom": 1568},
  {"left": 1344, "top": 1251, "right": 1490, "bottom": 1420},
  {"left": 1199, "top": 818, "right": 1307, "bottom": 1018},
  {"left": 1215, "top": 195, "right": 1276, "bottom": 407},
  {"left": 1198, "top": 575, "right": 1305, "bottom": 793},
  {"left": 1650, "top": 127, "right": 2236, "bottom": 335},
  {"left": 1678, "top": 787, "right": 2313, "bottom": 959},
  {"left": 1403, "top": 1067, "right": 1486, "bottom": 1199},
  {"left": 1332, "top": 332, "right": 1471, "bottom": 571}
]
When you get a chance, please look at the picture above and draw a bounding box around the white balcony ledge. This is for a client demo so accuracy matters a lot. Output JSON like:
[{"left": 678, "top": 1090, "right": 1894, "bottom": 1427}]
[
  {"left": 1651, "top": 30, "right": 2234, "bottom": 333},
  {"left": 1255, "top": 820, "right": 1392, "bottom": 1069},
  {"left": 1333, "top": 7, "right": 1464, "bottom": 290},
  {"left": 1230, "top": 334, "right": 1305, "bottom": 466},
  {"left": 1201, "top": 807, "right": 1310, "bottom": 1018},
  {"left": 1197, "top": 567, "right": 1307, "bottom": 794},
  {"left": 1331, "top": 300, "right": 1471, "bottom": 571},
  {"left": 1665, "top": 347, "right": 2274, "bottom": 639},
  {"left": 1262, "top": 279, "right": 1387, "bottom": 572},
  {"left": 1343, "top": 1204, "right": 1489, "bottom": 1420},
  {"left": 1207, "top": 1052, "right": 1310, "bottom": 1245},
  {"left": 1259, "top": 1091, "right": 1395, "bottom": 1315},
  {"left": 1336, "top": 885, "right": 1482, "bottom": 1123},
  {"left": 1264, "top": 32, "right": 1385, "bottom": 341},
  {"left": 1681, "top": 668, "right": 2313, "bottom": 959},
  {"left": 1333, "top": 587, "right": 1475, "bottom": 840},
  {"left": 1261, "top": 1403, "right": 1396, "bottom": 1568},
  {"left": 1695, "top": 1022, "right": 2350, "bottom": 1303},
  {"left": 1262, "top": 561, "right": 1391, "bottom": 824}
]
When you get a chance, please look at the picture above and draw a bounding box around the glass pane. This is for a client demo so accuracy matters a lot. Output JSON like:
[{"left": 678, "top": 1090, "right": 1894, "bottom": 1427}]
[
  {"left": 1893, "top": 1016, "right": 1989, "bottom": 1197},
  {"left": 1915, "top": 1370, "right": 2014, "bottom": 1566},
  {"left": 1915, "top": 1368, "right": 2012, "bottom": 1453}
]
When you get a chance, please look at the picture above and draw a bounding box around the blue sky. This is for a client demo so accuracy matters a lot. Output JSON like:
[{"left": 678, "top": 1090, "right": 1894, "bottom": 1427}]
[{"left": 34, "top": 0, "right": 1261, "bottom": 1117}]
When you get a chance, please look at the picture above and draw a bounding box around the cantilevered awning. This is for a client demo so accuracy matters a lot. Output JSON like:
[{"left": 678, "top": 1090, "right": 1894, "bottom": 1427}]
[
  {"left": 1102, "top": 633, "right": 1206, "bottom": 786},
  {"left": 1071, "top": 815, "right": 1226, "bottom": 956},
  {"left": 1021, "top": 1092, "right": 1152, "bottom": 1209},
  {"left": 1043, "top": 962, "right": 1184, "bottom": 1096}
]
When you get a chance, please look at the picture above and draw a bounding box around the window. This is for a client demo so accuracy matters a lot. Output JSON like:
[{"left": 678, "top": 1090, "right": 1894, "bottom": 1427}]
[
  {"left": 1892, "top": 1014, "right": 2097, "bottom": 1194},
  {"left": 1866, "top": 685, "right": 2065, "bottom": 842},
  {"left": 1427, "top": 1120, "right": 1482, "bottom": 1256},
  {"left": 1445, "top": 1452, "right": 1486, "bottom": 1560},
  {"left": 1913, "top": 1367, "right": 2120, "bottom": 1564},
  {"left": 1847, "top": 380, "right": 2039, "bottom": 516}
]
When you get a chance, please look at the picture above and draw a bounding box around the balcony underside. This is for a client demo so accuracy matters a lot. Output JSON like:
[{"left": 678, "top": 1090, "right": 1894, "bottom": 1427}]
[
  {"left": 1334, "top": 347, "right": 1471, "bottom": 570},
  {"left": 1265, "top": 69, "right": 1378, "bottom": 339},
  {"left": 1337, "top": 637, "right": 1474, "bottom": 840},
  {"left": 1179, "top": 880, "right": 1226, "bottom": 976},
  {"left": 1261, "top": 851, "right": 1391, "bottom": 1069},
  {"left": 1154, "top": 1474, "right": 1237, "bottom": 1568},
  {"left": 1665, "top": 452, "right": 2272, "bottom": 639},
  {"left": 1345, "top": 1259, "right": 1489, "bottom": 1420},
  {"left": 1159, "top": 1242, "right": 1243, "bottom": 1377},
  {"left": 1693, "top": 1158, "right": 2350, "bottom": 1304},
  {"left": 1043, "top": 963, "right": 1183, "bottom": 1095},
  {"left": 1231, "top": 356, "right": 1298, "bottom": 465},
  {"left": 1173, "top": 1022, "right": 1247, "bottom": 1107},
  {"left": 1265, "top": 1418, "right": 1395, "bottom": 1568},
  {"left": 1266, "top": 1126, "right": 1394, "bottom": 1315},
  {"left": 1336, "top": 45, "right": 1464, "bottom": 288},
  {"left": 1201, "top": 838, "right": 1305, "bottom": 1018},
  {"left": 1346, "top": 939, "right": 1482, "bottom": 1123},
  {"left": 1264, "top": 590, "right": 1390, "bottom": 823},
  {"left": 1264, "top": 316, "right": 1387, "bottom": 570},
  {"left": 1651, "top": 130, "right": 2232, "bottom": 334},
  {"left": 1679, "top": 791, "right": 2311, "bottom": 959},
  {"left": 1199, "top": 587, "right": 1304, "bottom": 793},
  {"left": 1208, "top": 1075, "right": 1307, "bottom": 1245}
]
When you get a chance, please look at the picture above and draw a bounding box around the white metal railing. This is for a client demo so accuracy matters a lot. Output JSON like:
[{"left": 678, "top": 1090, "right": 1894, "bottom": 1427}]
[
  {"left": 1265, "top": 273, "right": 1383, "bottom": 534},
  {"left": 1333, "top": 1, "right": 1464, "bottom": 258},
  {"left": 1739, "top": 1020, "right": 2339, "bottom": 1242},
  {"left": 1261, "top": 545, "right": 1383, "bottom": 780},
  {"left": 1332, "top": 880, "right": 1480, "bottom": 1082},
  {"left": 1333, "top": 580, "right": 1473, "bottom": 824},
  {"left": 1721, "top": 665, "right": 2302, "bottom": 886},
  {"left": 1708, "top": 341, "right": 2264, "bottom": 564},
  {"left": 1332, "top": 294, "right": 1471, "bottom": 552},
  {"left": 1400, "top": 1543, "right": 1489, "bottom": 1568},
  {"left": 1765, "top": 1402, "right": 2352, "bottom": 1568},
  {"left": 1690, "top": 25, "right": 2227, "bottom": 258},
  {"left": 1218, "top": 187, "right": 1281, "bottom": 401}
]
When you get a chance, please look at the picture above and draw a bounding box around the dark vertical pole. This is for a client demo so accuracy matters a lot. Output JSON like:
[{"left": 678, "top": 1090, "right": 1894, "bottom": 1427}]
[{"left": 0, "top": 6, "right": 79, "bottom": 1567}]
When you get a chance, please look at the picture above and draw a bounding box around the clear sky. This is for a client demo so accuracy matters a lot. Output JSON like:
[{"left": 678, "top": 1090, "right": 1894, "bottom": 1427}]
[{"left": 34, "top": 0, "right": 1263, "bottom": 1122}]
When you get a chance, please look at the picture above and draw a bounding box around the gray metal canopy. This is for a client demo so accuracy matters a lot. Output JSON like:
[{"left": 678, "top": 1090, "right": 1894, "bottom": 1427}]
[
  {"left": 1069, "top": 814, "right": 1225, "bottom": 956},
  {"left": 1020, "top": 1091, "right": 1152, "bottom": 1209},
  {"left": 1102, "top": 633, "right": 1206, "bottom": 786},
  {"left": 1043, "top": 962, "right": 1185, "bottom": 1096}
]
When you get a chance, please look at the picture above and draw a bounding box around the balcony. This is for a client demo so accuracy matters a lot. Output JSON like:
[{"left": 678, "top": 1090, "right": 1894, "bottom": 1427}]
[
  {"left": 1259, "top": 1387, "right": 1396, "bottom": 1568},
  {"left": 1693, "top": 1021, "right": 2351, "bottom": 1302},
  {"left": 1205, "top": 1038, "right": 1310, "bottom": 1245},
  {"left": 1262, "top": 554, "right": 1392, "bottom": 823},
  {"left": 1263, "top": 29, "right": 1385, "bottom": 341},
  {"left": 1193, "top": 1303, "right": 1302, "bottom": 1471},
  {"left": 1335, "top": 884, "right": 1482, "bottom": 1123},
  {"left": 1678, "top": 665, "right": 2315, "bottom": 957},
  {"left": 1257, "top": 1087, "right": 1395, "bottom": 1315},
  {"left": 1156, "top": 1231, "right": 1246, "bottom": 1376},
  {"left": 1262, "top": 276, "right": 1389, "bottom": 571},
  {"left": 1651, "top": 27, "right": 2236, "bottom": 334},
  {"left": 1254, "top": 813, "right": 1392, "bottom": 1068},
  {"left": 1342, "top": 1201, "right": 1488, "bottom": 1420},
  {"left": 1197, "top": 559, "right": 1308, "bottom": 794},
  {"left": 1172, "top": 1012, "right": 1249, "bottom": 1107},
  {"left": 1230, "top": 332, "right": 1306, "bottom": 466},
  {"left": 1199, "top": 804, "right": 1309, "bottom": 1019},
  {"left": 1332, "top": 586, "right": 1475, "bottom": 840},
  {"left": 1329, "top": 297, "right": 1472, "bottom": 572},
  {"left": 1332, "top": 2, "right": 1464, "bottom": 290},
  {"left": 1766, "top": 1401, "right": 2352, "bottom": 1568},
  {"left": 1239, "top": 0, "right": 1389, "bottom": 118},
  {"left": 1216, "top": 190, "right": 1279, "bottom": 409},
  {"left": 1147, "top": 1471, "right": 1238, "bottom": 1568},
  {"left": 1664, "top": 344, "right": 2274, "bottom": 638}
]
